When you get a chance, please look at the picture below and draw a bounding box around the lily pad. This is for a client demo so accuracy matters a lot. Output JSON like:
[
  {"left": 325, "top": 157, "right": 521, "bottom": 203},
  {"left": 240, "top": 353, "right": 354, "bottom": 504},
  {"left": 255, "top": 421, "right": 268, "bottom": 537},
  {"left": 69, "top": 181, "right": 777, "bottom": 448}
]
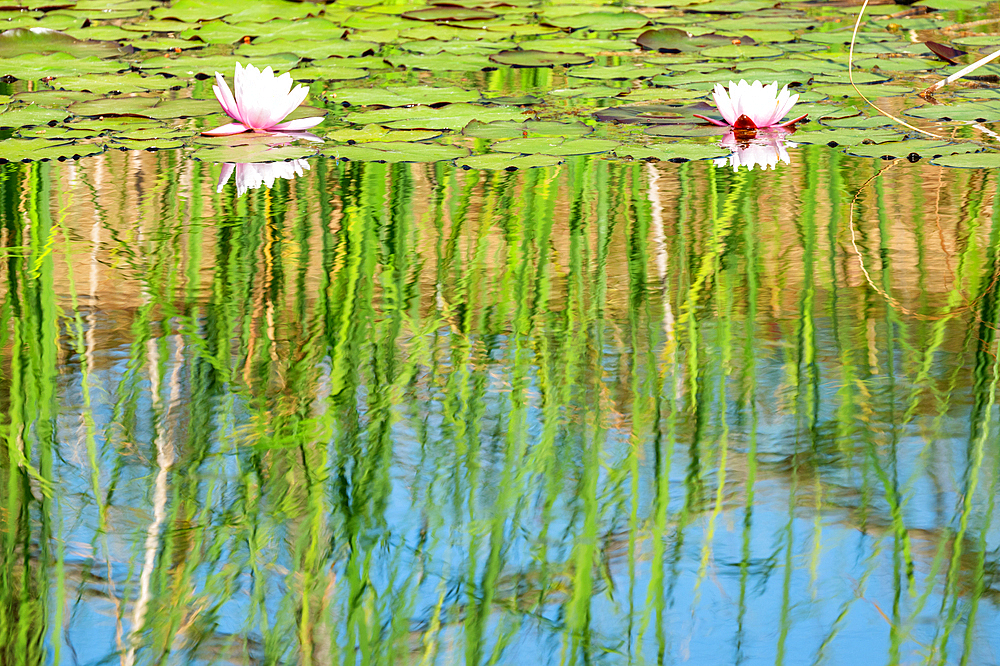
[
  {"left": 151, "top": 0, "right": 235, "bottom": 21},
  {"left": 345, "top": 103, "right": 528, "bottom": 130},
  {"left": 491, "top": 137, "right": 618, "bottom": 155},
  {"left": 328, "top": 86, "right": 479, "bottom": 107},
  {"left": 456, "top": 153, "right": 564, "bottom": 170},
  {"left": 614, "top": 143, "right": 729, "bottom": 162},
  {"left": 69, "top": 96, "right": 159, "bottom": 117},
  {"left": 323, "top": 141, "right": 469, "bottom": 163},
  {"left": 844, "top": 140, "right": 979, "bottom": 159},
  {"left": 0, "top": 52, "right": 125, "bottom": 79},
  {"left": 50, "top": 72, "right": 180, "bottom": 95},
  {"left": 289, "top": 65, "right": 369, "bottom": 82},
  {"left": 0, "top": 27, "right": 122, "bottom": 58},
  {"left": 542, "top": 11, "right": 649, "bottom": 31},
  {"left": 463, "top": 119, "right": 591, "bottom": 139},
  {"left": 904, "top": 102, "right": 1000, "bottom": 123},
  {"left": 139, "top": 54, "right": 300, "bottom": 76},
  {"left": 569, "top": 65, "right": 659, "bottom": 80},
  {"left": 0, "top": 139, "right": 103, "bottom": 163},
  {"left": 401, "top": 6, "right": 497, "bottom": 21},
  {"left": 636, "top": 28, "right": 747, "bottom": 53},
  {"left": 386, "top": 53, "right": 495, "bottom": 71},
  {"left": 790, "top": 129, "right": 901, "bottom": 146},
  {"left": 930, "top": 152, "right": 1000, "bottom": 168},
  {"left": 324, "top": 125, "right": 443, "bottom": 143},
  {"left": 701, "top": 44, "right": 782, "bottom": 58},
  {"left": 236, "top": 39, "right": 377, "bottom": 60},
  {"left": 192, "top": 143, "right": 317, "bottom": 164},
  {"left": 488, "top": 49, "right": 593, "bottom": 67},
  {"left": 0, "top": 105, "right": 71, "bottom": 128}
]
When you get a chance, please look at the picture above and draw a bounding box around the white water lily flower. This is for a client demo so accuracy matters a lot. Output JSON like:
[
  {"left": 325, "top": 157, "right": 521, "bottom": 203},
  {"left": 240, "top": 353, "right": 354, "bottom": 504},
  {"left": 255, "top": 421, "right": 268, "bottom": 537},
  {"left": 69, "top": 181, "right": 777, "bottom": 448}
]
[
  {"left": 203, "top": 63, "right": 324, "bottom": 136},
  {"left": 217, "top": 160, "right": 311, "bottom": 196},
  {"left": 695, "top": 80, "right": 806, "bottom": 130},
  {"left": 714, "top": 130, "right": 795, "bottom": 172}
]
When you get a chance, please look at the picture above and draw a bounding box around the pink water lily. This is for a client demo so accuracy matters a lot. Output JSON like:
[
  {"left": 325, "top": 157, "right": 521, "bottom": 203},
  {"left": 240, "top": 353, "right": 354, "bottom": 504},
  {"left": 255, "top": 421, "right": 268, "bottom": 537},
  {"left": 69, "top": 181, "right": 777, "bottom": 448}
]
[
  {"left": 695, "top": 80, "right": 807, "bottom": 130},
  {"left": 203, "top": 63, "right": 325, "bottom": 136}
]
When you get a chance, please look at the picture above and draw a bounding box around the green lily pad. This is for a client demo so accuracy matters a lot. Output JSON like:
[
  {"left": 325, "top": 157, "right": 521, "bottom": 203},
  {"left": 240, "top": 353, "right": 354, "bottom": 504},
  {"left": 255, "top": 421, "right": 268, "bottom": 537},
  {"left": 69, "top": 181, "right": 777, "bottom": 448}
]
[
  {"left": 0, "top": 52, "right": 125, "bottom": 79},
  {"left": 386, "top": 53, "right": 495, "bottom": 71},
  {"left": 456, "top": 153, "right": 564, "bottom": 170},
  {"left": 400, "top": 6, "right": 497, "bottom": 21},
  {"left": 0, "top": 105, "right": 71, "bottom": 128},
  {"left": 119, "top": 19, "right": 198, "bottom": 33},
  {"left": 0, "top": 27, "right": 122, "bottom": 58},
  {"left": 905, "top": 102, "right": 1000, "bottom": 123},
  {"left": 151, "top": 0, "right": 235, "bottom": 21},
  {"left": 236, "top": 39, "right": 377, "bottom": 60},
  {"left": 192, "top": 143, "right": 317, "bottom": 163},
  {"left": 844, "top": 140, "right": 979, "bottom": 159},
  {"left": 139, "top": 54, "right": 300, "bottom": 76},
  {"left": 853, "top": 57, "right": 940, "bottom": 72},
  {"left": 0, "top": 139, "right": 103, "bottom": 163},
  {"left": 488, "top": 49, "right": 593, "bottom": 67},
  {"left": 543, "top": 11, "right": 649, "bottom": 31},
  {"left": 345, "top": 103, "right": 527, "bottom": 130},
  {"left": 17, "top": 126, "right": 96, "bottom": 140},
  {"left": 645, "top": 124, "right": 733, "bottom": 137},
  {"left": 131, "top": 37, "right": 207, "bottom": 51},
  {"left": 518, "top": 37, "right": 637, "bottom": 54},
  {"left": 550, "top": 85, "right": 628, "bottom": 99},
  {"left": 112, "top": 137, "right": 186, "bottom": 151},
  {"left": 222, "top": 0, "right": 318, "bottom": 22},
  {"left": 701, "top": 44, "right": 782, "bottom": 58},
  {"left": 180, "top": 22, "right": 258, "bottom": 44},
  {"left": 328, "top": 86, "right": 479, "bottom": 108},
  {"left": 930, "top": 152, "right": 1000, "bottom": 168},
  {"left": 69, "top": 117, "right": 165, "bottom": 132},
  {"left": 463, "top": 119, "right": 592, "bottom": 139},
  {"left": 323, "top": 125, "right": 443, "bottom": 143},
  {"left": 636, "top": 28, "right": 746, "bottom": 53},
  {"left": 821, "top": 115, "right": 896, "bottom": 129},
  {"left": 14, "top": 90, "right": 97, "bottom": 107},
  {"left": 69, "top": 96, "right": 160, "bottom": 117},
  {"left": 323, "top": 141, "right": 469, "bottom": 163},
  {"left": 569, "top": 65, "right": 659, "bottom": 80},
  {"left": 144, "top": 99, "right": 227, "bottom": 119},
  {"left": 50, "top": 72, "right": 180, "bottom": 95},
  {"left": 614, "top": 143, "right": 729, "bottom": 162},
  {"left": 398, "top": 39, "right": 504, "bottom": 56},
  {"left": 790, "top": 129, "right": 901, "bottom": 146},
  {"left": 491, "top": 137, "right": 618, "bottom": 155},
  {"left": 288, "top": 65, "right": 369, "bottom": 82}
]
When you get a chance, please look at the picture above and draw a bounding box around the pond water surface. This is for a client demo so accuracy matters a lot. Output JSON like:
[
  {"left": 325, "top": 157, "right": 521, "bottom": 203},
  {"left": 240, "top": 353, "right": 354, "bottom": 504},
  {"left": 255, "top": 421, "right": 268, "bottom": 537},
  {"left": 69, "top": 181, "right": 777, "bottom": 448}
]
[{"left": 2, "top": 148, "right": 1000, "bottom": 665}]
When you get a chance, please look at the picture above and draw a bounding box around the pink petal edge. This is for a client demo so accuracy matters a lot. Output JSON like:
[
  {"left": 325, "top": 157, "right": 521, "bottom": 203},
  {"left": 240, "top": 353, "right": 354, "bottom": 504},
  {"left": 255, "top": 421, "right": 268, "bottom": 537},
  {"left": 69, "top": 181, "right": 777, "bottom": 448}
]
[
  {"left": 777, "top": 114, "right": 808, "bottom": 128},
  {"left": 270, "top": 117, "right": 325, "bottom": 131},
  {"left": 201, "top": 122, "right": 250, "bottom": 136},
  {"left": 693, "top": 114, "right": 729, "bottom": 127}
]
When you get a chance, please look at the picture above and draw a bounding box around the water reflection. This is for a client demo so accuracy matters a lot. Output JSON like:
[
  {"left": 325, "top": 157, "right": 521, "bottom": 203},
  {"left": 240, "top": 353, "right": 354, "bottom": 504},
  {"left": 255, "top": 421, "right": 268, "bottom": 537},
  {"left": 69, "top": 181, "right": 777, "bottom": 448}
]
[
  {"left": 216, "top": 158, "right": 311, "bottom": 196},
  {"left": 0, "top": 152, "right": 998, "bottom": 665},
  {"left": 714, "top": 128, "right": 795, "bottom": 171}
]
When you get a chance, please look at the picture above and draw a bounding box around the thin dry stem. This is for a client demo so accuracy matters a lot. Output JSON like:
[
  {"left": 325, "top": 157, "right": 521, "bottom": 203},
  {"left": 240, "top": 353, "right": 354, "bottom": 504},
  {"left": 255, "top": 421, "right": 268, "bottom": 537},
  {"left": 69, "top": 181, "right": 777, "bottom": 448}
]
[{"left": 849, "top": 0, "right": 943, "bottom": 138}]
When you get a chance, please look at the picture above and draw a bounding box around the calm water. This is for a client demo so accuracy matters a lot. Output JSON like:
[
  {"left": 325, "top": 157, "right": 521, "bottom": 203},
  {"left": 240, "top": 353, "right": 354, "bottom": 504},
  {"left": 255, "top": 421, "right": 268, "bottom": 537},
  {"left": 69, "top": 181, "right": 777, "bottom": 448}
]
[{"left": 2, "top": 150, "right": 999, "bottom": 666}]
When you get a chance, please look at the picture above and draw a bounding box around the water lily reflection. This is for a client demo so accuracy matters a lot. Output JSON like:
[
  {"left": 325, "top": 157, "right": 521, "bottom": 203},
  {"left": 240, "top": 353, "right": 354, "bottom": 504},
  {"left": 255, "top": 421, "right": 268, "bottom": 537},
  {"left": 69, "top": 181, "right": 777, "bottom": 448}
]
[
  {"left": 714, "top": 129, "right": 796, "bottom": 172},
  {"left": 217, "top": 160, "right": 310, "bottom": 197}
]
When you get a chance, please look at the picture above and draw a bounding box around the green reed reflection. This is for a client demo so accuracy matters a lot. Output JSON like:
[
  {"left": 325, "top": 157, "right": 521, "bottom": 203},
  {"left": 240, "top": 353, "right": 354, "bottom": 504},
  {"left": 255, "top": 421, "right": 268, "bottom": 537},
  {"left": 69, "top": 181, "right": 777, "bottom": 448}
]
[{"left": 0, "top": 151, "right": 999, "bottom": 666}]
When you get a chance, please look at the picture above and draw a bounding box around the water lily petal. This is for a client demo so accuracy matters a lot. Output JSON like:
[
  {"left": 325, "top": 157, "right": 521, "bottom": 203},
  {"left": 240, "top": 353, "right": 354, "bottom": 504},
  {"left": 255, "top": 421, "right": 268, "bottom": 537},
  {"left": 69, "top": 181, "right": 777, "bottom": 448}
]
[
  {"left": 213, "top": 72, "right": 240, "bottom": 122},
  {"left": 270, "top": 116, "right": 325, "bottom": 132},
  {"left": 201, "top": 122, "right": 249, "bottom": 136},
  {"left": 216, "top": 163, "right": 236, "bottom": 193}
]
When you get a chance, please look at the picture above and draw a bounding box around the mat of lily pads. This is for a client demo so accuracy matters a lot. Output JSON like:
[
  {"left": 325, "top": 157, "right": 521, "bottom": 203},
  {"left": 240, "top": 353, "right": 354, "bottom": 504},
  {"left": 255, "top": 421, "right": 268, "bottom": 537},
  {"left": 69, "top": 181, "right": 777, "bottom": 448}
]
[{"left": 0, "top": 0, "right": 998, "bottom": 168}]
